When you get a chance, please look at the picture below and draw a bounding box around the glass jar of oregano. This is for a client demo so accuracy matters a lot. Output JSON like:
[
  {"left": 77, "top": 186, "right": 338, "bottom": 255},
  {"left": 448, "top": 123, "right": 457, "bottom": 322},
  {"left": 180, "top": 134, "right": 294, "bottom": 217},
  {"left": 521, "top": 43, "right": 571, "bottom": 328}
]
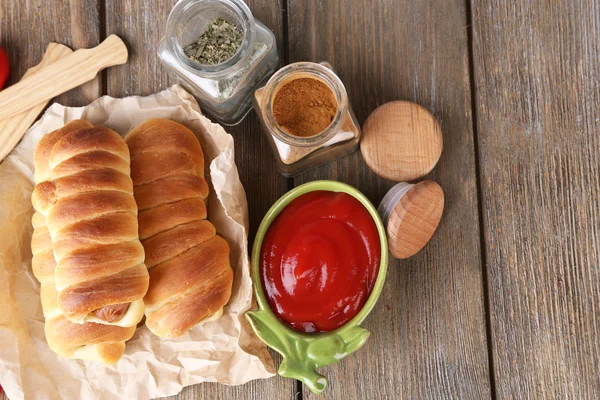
[{"left": 158, "top": 0, "right": 279, "bottom": 125}]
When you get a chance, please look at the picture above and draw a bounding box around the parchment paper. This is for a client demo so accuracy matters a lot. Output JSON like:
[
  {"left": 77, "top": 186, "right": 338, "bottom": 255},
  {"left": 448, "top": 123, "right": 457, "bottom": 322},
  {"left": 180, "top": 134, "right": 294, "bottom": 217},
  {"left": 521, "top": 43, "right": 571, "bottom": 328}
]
[{"left": 0, "top": 85, "right": 275, "bottom": 400}]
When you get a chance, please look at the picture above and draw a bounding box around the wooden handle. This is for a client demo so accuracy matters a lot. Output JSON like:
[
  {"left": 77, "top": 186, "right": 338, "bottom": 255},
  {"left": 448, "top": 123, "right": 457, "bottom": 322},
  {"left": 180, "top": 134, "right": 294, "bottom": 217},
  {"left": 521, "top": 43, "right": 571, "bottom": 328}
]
[
  {"left": 0, "top": 43, "right": 73, "bottom": 163},
  {"left": 0, "top": 35, "right": 127, "bottom": 121}
]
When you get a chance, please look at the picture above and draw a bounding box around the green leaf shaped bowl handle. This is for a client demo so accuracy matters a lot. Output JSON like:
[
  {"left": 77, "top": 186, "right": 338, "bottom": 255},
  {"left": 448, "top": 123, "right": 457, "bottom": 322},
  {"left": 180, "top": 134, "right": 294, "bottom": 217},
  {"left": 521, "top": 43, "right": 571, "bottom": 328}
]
[
  {"left": 246, "top": 309, "right": 371, "bottom": 394},
  {"left": 246, "top": 181, "right": 389, "bottom": 395}
]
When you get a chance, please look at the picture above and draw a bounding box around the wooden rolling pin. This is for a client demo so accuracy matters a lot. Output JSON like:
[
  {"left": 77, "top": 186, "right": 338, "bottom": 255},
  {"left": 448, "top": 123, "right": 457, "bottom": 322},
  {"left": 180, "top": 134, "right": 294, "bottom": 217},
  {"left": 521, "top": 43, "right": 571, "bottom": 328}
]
[
  {"left": 0, "top": 35, "right": 127, "bottom": 121},
  {"left": 0, "top": 43, "right": 73, "bottom": 162}
]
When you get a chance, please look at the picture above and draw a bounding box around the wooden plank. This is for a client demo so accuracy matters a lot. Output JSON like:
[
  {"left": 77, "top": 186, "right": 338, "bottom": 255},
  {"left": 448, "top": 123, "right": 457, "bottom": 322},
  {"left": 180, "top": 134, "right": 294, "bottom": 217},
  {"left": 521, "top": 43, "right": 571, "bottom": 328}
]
[
  {"left": 288, "top": 0, "right": 492, "bottom": 398},
  {"left": 104, "top": 0, "right": 293, "bottom": 399},
  {"left": 104, "top": 0, "right": 290, "bottom": 244},
  {"left": 0, "top": 1, "right": 100, "bottom": 399},
  {"left": 0, "top": 0, "right": 101, "bottom": 107},
  {"left": 471, "top": 0, "right": 600, "bottom": 397}
]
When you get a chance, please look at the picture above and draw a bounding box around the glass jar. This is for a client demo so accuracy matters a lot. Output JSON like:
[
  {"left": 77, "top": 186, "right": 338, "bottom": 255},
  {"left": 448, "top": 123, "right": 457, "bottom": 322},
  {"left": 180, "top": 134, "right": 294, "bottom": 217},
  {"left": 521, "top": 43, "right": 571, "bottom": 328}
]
[
  {"left": 158, "top": 0, "right": 279, "bottom": 125},
  {"left": 254, "top": 62, "right": 361, "bottom": 176}
]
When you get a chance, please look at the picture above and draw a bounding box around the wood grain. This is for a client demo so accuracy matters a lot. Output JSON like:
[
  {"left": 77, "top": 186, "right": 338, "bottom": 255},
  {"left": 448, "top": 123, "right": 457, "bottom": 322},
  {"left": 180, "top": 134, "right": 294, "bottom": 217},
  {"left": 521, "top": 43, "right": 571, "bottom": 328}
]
[
  {"left": 1, "top": 0, "right": 597, "bottom": 399},
  {"left": 0, "top": 2, "right": 101, "bottom": 398},
  {"left": 0, "top": 43, "right": 73, "bottom": 163},
  {"left": 0, "top": 35, "right": 127, "bottom": 121},
  {"left": 0, "top": 0, "right": 102, "bottom": 107},
  {"left": 288, "top": 0, "right": 492, "bottom": 398},
  {"left": 386, "top": 180, "right": 445, "bottom": 259},
  {"left": 104, "top": 0, "right": 290, "bottom": 246},
  {"left": 361, "top": 101, "right": 443, "bottom": 182},
  {"left": 471, "top": 0, "right": 600, "bottom": 397},
  {"left": 104, "top": 0, "right": 292, "bottom": 398}
]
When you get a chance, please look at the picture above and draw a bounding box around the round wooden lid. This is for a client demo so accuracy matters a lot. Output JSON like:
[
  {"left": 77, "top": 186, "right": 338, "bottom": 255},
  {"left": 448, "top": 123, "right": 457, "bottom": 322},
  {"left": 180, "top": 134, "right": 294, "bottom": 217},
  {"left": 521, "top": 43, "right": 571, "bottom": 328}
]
[
  {"left": 360, "top": 101, "right": 443, "bottom": 181},
  {"left": 387, "top": 180, "right": 444, "bottom": 259}
]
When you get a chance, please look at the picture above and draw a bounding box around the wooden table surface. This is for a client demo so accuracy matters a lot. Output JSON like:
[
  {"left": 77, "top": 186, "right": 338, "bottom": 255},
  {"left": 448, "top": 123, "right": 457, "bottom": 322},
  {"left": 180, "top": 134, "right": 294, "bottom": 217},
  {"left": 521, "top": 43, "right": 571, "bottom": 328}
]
[{"left": 1, "top": 0, "right": 599, "bottom": 399}]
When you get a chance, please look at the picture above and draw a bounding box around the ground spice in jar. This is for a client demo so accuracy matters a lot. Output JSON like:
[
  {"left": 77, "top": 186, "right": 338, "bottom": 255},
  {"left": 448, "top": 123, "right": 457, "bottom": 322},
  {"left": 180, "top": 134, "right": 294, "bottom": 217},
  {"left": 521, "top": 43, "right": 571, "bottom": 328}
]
[{"left": 272, "top": 77, "right": 338, "bottom": 137}]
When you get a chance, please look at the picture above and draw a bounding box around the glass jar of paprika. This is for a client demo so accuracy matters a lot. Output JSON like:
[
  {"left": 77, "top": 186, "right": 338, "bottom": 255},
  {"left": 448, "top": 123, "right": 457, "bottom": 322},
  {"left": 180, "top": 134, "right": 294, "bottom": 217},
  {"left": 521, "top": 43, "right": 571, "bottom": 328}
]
[{"left": 253, "top": 62, "right": 361, "bottom": 176}]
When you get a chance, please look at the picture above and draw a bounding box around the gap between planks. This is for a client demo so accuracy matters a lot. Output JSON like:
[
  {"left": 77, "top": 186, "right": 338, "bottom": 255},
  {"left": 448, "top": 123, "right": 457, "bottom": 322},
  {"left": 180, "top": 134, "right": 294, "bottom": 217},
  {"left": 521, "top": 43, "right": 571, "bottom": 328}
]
[
  {"left": 464, "top": 0, "right": 498, "bottom": 398},
  {"left": 98, "top": 0, "right": 107, "bottom": 97},
  {"left": 282, "top": 0, "right": 302, "bottom": 396}
]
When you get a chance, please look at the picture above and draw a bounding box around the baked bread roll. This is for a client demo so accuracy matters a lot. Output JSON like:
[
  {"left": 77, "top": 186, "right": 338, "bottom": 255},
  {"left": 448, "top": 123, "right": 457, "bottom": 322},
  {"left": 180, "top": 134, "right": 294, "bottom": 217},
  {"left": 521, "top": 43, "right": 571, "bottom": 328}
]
[
  {"left": 30, "top": 120, "right": 136, "bottom": 364},
  {"left": 125, "top": 118, "right": 233, "bottom": 338},
  {"left": 31, "top": 121, "right": 149, "bottom": 326},
  {"left": 32, "top": 211, "right": 136, "bottom": 364}
]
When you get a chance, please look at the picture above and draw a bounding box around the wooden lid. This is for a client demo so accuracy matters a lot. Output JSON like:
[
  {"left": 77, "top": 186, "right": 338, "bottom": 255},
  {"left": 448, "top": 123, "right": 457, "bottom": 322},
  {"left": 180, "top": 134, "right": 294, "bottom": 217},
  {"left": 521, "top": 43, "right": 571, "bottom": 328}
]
[
  {"left": 387, "top": 180, "right": 444, "bottom": 259},
  {"left": 360, "top": 101, "right": 443, "bottom": 181}
]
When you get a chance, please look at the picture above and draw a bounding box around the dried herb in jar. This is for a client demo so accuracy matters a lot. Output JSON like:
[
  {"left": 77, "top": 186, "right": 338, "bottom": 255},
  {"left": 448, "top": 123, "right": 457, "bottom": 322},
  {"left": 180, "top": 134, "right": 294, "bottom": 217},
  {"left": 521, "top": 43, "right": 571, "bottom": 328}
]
[{"left": 184, "top": 18, "right": 244, "bottom": 65}]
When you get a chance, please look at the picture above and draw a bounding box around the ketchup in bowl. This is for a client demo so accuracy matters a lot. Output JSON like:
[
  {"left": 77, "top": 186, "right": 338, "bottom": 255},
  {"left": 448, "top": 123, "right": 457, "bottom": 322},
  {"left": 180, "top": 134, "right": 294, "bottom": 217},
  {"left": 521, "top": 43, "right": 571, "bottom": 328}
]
[{"left": 260, "top": 191, "right": 381, "bottom": 333}]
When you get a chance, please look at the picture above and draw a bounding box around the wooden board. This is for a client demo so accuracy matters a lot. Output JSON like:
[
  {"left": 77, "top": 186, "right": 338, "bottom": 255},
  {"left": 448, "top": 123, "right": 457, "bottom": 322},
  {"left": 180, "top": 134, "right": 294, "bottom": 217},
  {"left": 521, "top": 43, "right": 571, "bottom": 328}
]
[
  {"left": 0, "top": 0, "right": 291, "bottom": 398},
  {"left": 3, "top": 0, "right": 599, "bottom": 399},
  {"left": 0, "top": 2, "right": 99, "bottom": 399},
  {"left": 0, "top": 35, "right": 127, "bottom": 121},
  {"left": 104, "top": 0, "right": 293, "bottom": 398},
  {"left": 471, "top": 0, "right": 600, "bottom": 397},
  {"left": 288, "top": 0, "right": 492, "bottom": 398},
  {"left": 104, "top": 0, "right": 290, "bottom": 246},
  {"left": 0, "top": 0, "right": 101, "bottom": 106}
]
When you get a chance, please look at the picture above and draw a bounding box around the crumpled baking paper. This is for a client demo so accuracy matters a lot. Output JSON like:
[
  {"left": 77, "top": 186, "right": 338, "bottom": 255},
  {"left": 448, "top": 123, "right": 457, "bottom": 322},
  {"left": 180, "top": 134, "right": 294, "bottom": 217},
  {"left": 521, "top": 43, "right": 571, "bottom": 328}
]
[{"left": 0, "top": 85, "right": 275, "bottom": 400}]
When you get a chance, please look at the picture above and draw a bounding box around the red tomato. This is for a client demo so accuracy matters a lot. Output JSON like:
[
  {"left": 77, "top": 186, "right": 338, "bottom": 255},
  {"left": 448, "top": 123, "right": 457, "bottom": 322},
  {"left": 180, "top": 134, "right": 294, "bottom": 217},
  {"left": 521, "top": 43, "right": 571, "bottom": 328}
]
[{"left": 0, "top": 47, "right": 9, "bottom": 90}]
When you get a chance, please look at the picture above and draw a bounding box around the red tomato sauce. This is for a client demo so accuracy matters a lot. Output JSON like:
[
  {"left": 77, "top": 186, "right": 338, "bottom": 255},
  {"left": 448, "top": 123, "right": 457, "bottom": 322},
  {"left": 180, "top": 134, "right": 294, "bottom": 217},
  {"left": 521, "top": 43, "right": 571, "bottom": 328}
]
[{"left": 260, "top": 191, "right": 381, "bottom": 333}]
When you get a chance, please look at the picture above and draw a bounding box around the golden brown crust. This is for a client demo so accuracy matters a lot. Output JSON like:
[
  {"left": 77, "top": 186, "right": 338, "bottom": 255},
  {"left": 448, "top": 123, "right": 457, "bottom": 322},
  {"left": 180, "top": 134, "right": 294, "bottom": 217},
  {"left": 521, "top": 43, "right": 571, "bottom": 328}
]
[
  {"left": 52, "top": 168, "right": 133, "bottom": 197},
  {"left": 44, "top": 305, "right": 134, "bottom": 364},
  {"left": 31, "top": 121, "right": 138, "bottom": 364},
  {"left": 31, "top": 181, "right": 57, "bottom": 212},
  {"left": 138, "top": 198, "right": 207, "bottom": 240},
  {"left": 126, "top": 118, "right": 233, "bottom": 338},
  {"left": 144, "top": 236, "right": 231, "bottom": 307},
  {"left": 145, "top": 270, "right": 232, "bottom": 338},
  {"left": 55, "top": 241, "right": 145, "bottom": 288},
  {"left": 34, "top": 120, "right": 94, "bottom": 183},
  {"left": 45, "top": 305, "right": 135, "bottom": 349},
  {"left": 134, "top": 174, "right": 209, "bottom": 211},
  {"left": 37, "top": 252, "right": 135, "bottom": 364},
  {"left": 125, "top": 118, "right": 204, "bottom": 175},
  {"left": 57, "top": 263, "right": 148, "bottom": 319},
  {"left": 130, "top": 151, "right": 197, "bottom": 185},
  {"left": 49, "top": 126, "right": 129, "bottom": 169},
  {"left": 142, "top": 220, "right": 215, "bottom": 268},
  {"left": 52, "top": 212, "right": 140, "bottom": 260},
  {"left": 46, "top": 191, "right": 138, "bottom": 234},
  {"left": 32, "top": 169, "right": 133, "bottom": 214},
  {"left": 51, "top": 150, "right": 130, "bottom": 180},
  {"left": 32, "top": 124, "right": 148, "bottom": 324},
  {"left": 95, "top": 342, "right": 128, "bottom": 365}
]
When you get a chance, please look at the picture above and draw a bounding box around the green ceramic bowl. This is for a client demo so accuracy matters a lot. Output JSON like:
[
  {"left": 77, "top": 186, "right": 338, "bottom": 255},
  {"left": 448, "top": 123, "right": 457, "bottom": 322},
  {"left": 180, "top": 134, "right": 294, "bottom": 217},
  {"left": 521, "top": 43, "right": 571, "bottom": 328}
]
[{"left": 246, "top": 180, "right": 389, "bottom": 395}]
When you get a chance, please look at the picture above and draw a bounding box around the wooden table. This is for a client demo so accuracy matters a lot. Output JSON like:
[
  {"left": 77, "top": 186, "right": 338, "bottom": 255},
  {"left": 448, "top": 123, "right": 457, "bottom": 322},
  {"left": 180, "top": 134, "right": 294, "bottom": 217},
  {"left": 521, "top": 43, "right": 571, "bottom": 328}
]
[{"left": 1, "top": 0, "right": 599, "bottom": 398}]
